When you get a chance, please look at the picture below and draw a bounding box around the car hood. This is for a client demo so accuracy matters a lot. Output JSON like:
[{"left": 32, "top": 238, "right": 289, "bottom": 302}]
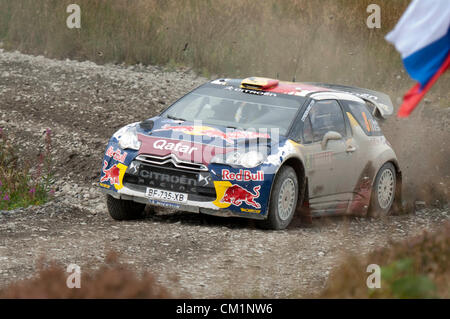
[{"left": 132, "top": 116, "right": 285, "bottom": 164}]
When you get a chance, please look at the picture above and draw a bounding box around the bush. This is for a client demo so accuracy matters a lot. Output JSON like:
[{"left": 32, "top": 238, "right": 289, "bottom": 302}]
[
  {"left": 319, "top": 222, "right": 450, "bottom": 298},
  {"left": 0, "top": 252, "right": 175, "bottom": 298},
  {"left": 0, "top": 128, "right": 54, "bottom": 210}
]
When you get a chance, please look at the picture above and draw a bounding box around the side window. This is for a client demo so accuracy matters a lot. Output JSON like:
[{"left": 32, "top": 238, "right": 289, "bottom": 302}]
[
  {"left": 343, "top": 100, "right": 381, "bottom": 135},
  {"left": 302, "top": 116, "right": 314, "bottom": 144},
  {"left": 309, "top": 100, "right": 346, "bottom": 142}
]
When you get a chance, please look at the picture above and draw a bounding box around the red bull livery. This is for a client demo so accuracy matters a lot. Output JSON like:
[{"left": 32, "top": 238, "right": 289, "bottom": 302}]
[{"left": 100, "top": 77, "right": 402, "bottom": 229}]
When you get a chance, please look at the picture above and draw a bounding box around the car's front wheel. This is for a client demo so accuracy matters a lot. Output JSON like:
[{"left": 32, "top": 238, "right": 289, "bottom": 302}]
[
  {"left": 257, "top": 166, "right": 299, "bottom": 230},
  {"left": 368, "top": 162, "right": 396, "bottom": 217},
  {"left": 106, "top": 195, "right": 146, "bottom": 220}
]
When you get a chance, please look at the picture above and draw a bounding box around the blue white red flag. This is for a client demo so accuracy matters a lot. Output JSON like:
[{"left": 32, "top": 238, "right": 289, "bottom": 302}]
[{"left": 386, "top": 0, "right": 450, "bottom": 117}]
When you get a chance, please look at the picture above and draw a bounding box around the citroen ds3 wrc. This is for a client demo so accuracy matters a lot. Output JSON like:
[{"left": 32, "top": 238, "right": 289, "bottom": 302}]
[{"left": 99, "top": 77, "right": 402, "bottom": 230}]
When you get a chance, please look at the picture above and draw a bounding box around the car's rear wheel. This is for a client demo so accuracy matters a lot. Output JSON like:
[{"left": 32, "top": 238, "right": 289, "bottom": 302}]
[
  {"left": 257, "top": 166, "right": 299, "bottom": 230},
  {"left": 368, "top": 162, "right": 396, "bottom": 217},
  {"left": 106, "top": 195, "right": 146, "bottom": 220}
]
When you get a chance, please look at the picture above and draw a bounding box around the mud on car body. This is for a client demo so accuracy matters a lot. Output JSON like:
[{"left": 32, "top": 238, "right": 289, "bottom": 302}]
[{"left": 99, "top": 77, "right": 402, "bottom": 230}]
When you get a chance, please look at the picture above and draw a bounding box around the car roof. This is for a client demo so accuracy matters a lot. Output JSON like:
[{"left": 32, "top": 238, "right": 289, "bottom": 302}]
[{"left": 209, "top": 77, "right": 365, "bottom": 103}]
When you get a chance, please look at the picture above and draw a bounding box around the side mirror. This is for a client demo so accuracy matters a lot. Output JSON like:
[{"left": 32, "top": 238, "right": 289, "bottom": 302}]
[{"left": 321, "top": 131, "right": 342, "bottom": 150}]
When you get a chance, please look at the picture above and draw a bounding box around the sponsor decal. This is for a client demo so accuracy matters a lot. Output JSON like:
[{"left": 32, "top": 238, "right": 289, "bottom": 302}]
[
  {"left": 211, "top": 79, "right": 229, "bottom": 86},
  {"left": 126, "top": 161, "right": 140, "bottom": 175},
  {"left": 219, "top": 184, "right": 261, "bottom": 209},
  {"left": 198, "top": 173, "right": 212, "bottom": 187},
  {"left": 346, "top": 112, "right": 359, "bottom": 128},
  {"left": 224, "top": 85, "right": 277, "bottom": 97},
  {"left": 154, "top": 125, "right": 270, "bottom": 144},
  {"left": 153, "top": 139, "right": 198, "bottom": 154},
  {"left": 221, "top": 169, "right": 264, "bottom": 182},
  {"left": 148, "top": 199, "right": 181, "bottom": 209},
  {"left": 99, "top": 183, "right": 110, "bottom": 189},
  {"left": 100, "top": 161, "right": 127, "bottom": 190},
  {"left": 370, "top": 119, "right": 381, "bottom": 131},
  {"left": 287, "top": 91, "right": 305, "bottom": 96},
  {"left": 369, "top": 136, "right": 387, "bottom": 146},
  {"left": 344, "top": 91, "right": 379, "bottom": 101},
  {"left": 301, "top": 100, "right": 315, "bottom": 121},
  {"left": 139, "top": 169, "right": 197, "bottom": 186},
  {"left": 362, "top": 112, "right": 372, "bottom": 132},
  {"left": 240, "top": 208, "right": 261, "bottom": 213},
  {"left": 305, "top": 151, "right": 333, "bottom": 169},
  {"left": 138, "top": 134, "right": 234, "bottom": 165},
  {"left": 105, "top": 146, "right": 128, "bottom": 163},
  {"left": 137, "top": 167, "right": 204, "bottom": 193}
]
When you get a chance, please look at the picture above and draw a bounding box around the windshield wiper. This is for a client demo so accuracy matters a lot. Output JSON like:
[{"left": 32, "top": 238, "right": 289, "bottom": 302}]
[{"left": 166, "top": 115, "right": 186, "bottom": 122}]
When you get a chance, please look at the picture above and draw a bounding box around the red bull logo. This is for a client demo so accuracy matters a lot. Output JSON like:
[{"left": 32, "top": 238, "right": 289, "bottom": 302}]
[
  {"left": 155, "top": 124, "right": 269, "bottom": 144},
  {"left": 105, "top": 146, "right": 127, "bottom": 163},
  {"left": 221, "top": 169, "right": 264, "bottom": 181},
  {"left": 100, "top": 161, "right": 121, "bottom": 185},
  {"left": 220, "top": 184, "right": 261, "bottom": 209}
]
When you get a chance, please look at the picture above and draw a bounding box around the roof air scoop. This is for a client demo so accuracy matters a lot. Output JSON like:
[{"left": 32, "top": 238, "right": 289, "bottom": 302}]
[
  {"left": 139, "top": 119, "right": 154, "bottom": 131},
  {"left": 241, "top": 77, "right": 279, "bottom": 90}
]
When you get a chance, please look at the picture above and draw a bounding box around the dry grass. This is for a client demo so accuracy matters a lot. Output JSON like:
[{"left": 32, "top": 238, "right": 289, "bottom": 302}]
[
  {"left": 2, "top": 0, "right": 449, "bottom": 101},
  {"left": 0, "top": 0, "right": 448, "bottom": 101},
  {"left": 318, "top": 221, "right": 450, "bottom": 298},
  {"left": 0, "top": 1, "right": 406, "bottom": 79},
  {"left": 0, "top": 252, "right": 176, "bottom": 298}
]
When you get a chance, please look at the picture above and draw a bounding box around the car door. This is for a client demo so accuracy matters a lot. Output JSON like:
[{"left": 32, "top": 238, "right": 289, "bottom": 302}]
[{"left": 299, "top": 99, "right": 357, "bottom": 212}]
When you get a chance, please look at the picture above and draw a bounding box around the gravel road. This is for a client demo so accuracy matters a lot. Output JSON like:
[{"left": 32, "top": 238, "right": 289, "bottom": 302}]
[{"left": 0, "top": 49, "right": 448, "bottom": 297}]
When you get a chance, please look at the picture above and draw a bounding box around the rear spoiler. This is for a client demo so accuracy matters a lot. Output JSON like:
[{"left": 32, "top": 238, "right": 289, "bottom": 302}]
[{"left": 304, "top": 83, "right": 394, "bottom": 119}]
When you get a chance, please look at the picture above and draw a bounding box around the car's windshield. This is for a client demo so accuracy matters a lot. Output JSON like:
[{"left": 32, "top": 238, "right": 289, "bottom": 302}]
[{"left": 161, "top": 86, "right": 306, "bottom": 135}]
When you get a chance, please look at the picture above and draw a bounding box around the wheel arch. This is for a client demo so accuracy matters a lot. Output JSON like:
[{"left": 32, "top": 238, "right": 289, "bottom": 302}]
[{"left": 267, "top": 156, "right": 307, "bottom": 214}]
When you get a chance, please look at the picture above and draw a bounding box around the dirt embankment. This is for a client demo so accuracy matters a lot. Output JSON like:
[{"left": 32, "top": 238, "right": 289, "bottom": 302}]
[{"left": 0, "top": 50, "right": 448, "bottom": 297}]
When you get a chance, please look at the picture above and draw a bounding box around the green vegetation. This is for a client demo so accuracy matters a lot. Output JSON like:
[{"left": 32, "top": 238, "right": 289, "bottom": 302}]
[
  {"left": 0, "top": 128, "right": 54, "bottom": 211},
  {"left": 376, "top": 258, "right": 437, "bottom": 298}
]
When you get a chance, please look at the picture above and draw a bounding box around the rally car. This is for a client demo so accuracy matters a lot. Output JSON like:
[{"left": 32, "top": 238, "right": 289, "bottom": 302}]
[{"left": 99, "top": 77, "right": 402, "bottom": 230}]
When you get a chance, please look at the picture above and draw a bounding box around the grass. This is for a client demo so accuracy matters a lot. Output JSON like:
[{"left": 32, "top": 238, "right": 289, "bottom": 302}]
[
  {"left": 318, "top": 221, "right": 450, "bottom": 298},
  {"left": 0, "top": 252, "right": 174, "bottom": 298},
  {"left": 0, "top": 0, "right": 448, "bottom": 102},
  {"left": 0, "top": 1, "right": 407, "bottom": 80},
  {"left": 0, "top": 128, "right": 54, "bottom": 211}
]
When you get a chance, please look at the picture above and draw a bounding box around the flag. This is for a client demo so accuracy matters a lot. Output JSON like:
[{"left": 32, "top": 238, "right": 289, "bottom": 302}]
[{"left": 385, "top": 0, "right": 450, "bottom": 117}]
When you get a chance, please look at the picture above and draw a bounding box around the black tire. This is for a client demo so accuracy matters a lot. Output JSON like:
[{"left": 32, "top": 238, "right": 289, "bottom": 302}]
[
  {"left": 106, "top": 195, "right": 146, "bottom": 220},
  {"left": 257, "top": 166, "right": 299, "bottom": 230},
  {"left": 368, "top": 162, "right": 396, "bottom": 217}
]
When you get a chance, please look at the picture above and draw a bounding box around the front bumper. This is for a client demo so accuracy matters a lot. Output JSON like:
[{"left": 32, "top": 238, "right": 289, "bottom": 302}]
[
  {"left": 100, "top": 185, "right": 266, "bottom": 220},
  {"left": 99, "top": 137, "right": 285, "bottom": 220}
]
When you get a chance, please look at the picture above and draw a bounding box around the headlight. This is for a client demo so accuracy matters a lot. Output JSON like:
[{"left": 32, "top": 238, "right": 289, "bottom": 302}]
[
  {"left": 116, "top": 125, "right": 141, "bottom": 150},
  {"left": 211, "top": 150, "right": 265, "bottom": 168}
]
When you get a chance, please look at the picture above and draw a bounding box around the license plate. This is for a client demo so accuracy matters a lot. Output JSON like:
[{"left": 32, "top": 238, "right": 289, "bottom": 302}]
[{"left": 145, "top": 187, "right": 188, "bottom": 204}]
